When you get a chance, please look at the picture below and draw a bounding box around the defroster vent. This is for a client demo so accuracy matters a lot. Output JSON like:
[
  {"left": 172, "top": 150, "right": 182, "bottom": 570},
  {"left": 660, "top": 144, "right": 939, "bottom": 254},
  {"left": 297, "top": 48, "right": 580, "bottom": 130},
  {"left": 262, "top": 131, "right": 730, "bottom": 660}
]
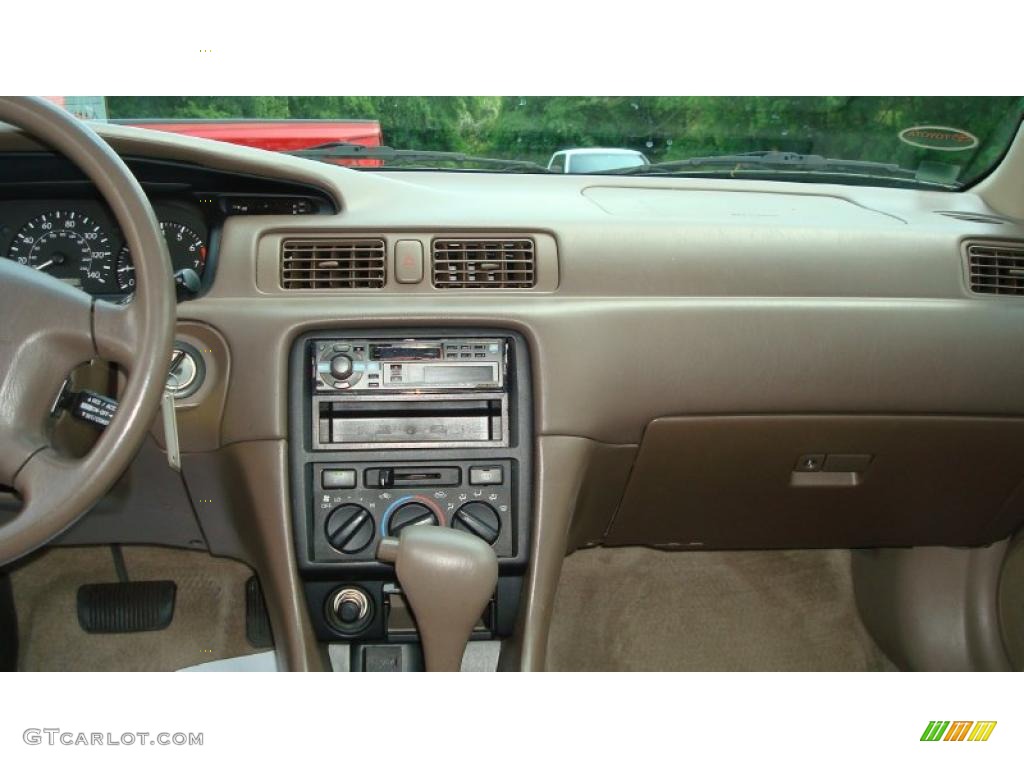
[
  {"left": 281, "top": 239, "right": 386, "bottom": 289},
  {"left": 966, "top": 242, "right": 1024, "bottom": 296},
  {"left": 432, "top": 238, "right": 536, "bottom": 288}
]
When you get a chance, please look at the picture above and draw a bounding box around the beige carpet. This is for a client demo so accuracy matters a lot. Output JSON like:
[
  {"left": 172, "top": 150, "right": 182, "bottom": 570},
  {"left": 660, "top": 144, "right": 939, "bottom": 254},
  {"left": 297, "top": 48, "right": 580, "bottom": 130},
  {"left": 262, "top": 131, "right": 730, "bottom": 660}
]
[
  {"left": 546, "top": 547, "right": 897, "bottom": 671},
  {"left": 11, "top": 546, "right": 260, "bottom": 671}
]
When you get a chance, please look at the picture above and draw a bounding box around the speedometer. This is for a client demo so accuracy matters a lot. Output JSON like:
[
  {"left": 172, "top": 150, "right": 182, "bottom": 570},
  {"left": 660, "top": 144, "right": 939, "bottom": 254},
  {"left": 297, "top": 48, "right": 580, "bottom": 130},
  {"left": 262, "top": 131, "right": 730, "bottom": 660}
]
[
  {"left": 7, "top": 210, "right": 114, "bottom": 292},
  {"left": 116, "top": 221, "right": 207, "bottom": 292}
]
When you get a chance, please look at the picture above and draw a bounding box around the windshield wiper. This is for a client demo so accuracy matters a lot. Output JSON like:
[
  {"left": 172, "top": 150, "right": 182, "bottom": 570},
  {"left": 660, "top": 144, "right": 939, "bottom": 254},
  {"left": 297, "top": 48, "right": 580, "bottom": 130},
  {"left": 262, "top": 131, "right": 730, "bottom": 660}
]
[
  {"left": 287, "top": 142, "right": 551, "bottom": 172},
  {"left": 604, "top": 150, "right": 955, "bottom": 187}
]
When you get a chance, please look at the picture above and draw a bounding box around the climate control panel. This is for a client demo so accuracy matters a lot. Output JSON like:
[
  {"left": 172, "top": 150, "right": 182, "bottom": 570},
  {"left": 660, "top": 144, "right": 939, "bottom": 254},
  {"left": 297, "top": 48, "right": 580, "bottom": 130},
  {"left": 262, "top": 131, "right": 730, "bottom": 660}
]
[{"left": 310, "top": 459, "right": 516, "bottom": 563}]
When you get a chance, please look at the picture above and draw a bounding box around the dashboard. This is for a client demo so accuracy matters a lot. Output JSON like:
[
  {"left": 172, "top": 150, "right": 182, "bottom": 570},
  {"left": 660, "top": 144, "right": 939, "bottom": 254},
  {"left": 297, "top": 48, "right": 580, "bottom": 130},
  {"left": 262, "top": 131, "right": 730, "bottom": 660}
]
[{"left": 3, "top": 118, "right": 1024, "bottom": 672}]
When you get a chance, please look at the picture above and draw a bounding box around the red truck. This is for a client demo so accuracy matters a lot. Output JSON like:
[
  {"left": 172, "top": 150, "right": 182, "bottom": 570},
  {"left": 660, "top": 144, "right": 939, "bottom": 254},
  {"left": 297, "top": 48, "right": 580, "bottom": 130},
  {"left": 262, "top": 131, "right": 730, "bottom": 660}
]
[
  {"left": 42, "top": 99, "right": 384, "bottom": 165},
  {"left": 113, "top": 119, "right": 384, "bottom": 166}
]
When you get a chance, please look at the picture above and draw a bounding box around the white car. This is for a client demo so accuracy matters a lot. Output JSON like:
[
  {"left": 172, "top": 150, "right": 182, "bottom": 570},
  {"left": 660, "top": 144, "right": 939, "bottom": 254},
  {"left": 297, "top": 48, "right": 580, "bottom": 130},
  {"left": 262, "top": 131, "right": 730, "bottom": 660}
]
[{"left": 547, "top": 147, "right": 649, "bottom": 174}]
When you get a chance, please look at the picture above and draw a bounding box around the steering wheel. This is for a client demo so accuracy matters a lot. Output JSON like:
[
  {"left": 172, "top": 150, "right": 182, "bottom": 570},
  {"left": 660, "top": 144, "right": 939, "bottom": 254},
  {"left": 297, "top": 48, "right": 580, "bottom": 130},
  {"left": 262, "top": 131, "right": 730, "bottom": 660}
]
[{"left": 0, "top": 97, "right": 175, "bottom": 566}]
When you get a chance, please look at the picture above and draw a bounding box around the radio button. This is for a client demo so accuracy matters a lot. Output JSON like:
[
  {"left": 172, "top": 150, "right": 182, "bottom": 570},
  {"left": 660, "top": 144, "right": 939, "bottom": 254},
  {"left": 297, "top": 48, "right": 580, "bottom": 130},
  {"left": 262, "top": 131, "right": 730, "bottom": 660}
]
[
  {"left": 329, "top": 354, "right": 354, "bottom": 379},
  {"left": 469, "top": 466, "right": 503, "bottom": 485},
  {"left": 322, "top": 468, "right": 356, "bottom": 489}
]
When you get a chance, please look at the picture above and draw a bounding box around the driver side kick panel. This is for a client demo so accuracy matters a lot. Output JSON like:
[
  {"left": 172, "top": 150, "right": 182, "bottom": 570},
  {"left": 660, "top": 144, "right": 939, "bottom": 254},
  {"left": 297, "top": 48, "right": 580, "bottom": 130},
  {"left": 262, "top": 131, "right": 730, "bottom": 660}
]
[{"left": 605, "top": 416, "right": 1024, "bottom": 550}]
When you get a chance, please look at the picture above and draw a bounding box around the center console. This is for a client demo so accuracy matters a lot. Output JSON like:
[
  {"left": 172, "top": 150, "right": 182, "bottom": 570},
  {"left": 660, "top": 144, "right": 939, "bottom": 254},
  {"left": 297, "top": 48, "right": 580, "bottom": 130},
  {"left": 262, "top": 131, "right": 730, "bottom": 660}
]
[{"left": 288, "top": 329, "right": 532, "bottom": 669}]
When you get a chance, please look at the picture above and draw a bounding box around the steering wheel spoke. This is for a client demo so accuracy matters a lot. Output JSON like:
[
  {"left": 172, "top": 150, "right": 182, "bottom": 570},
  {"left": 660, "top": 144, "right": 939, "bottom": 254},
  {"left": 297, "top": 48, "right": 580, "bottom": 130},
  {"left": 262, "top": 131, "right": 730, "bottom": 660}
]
[{"left": 93, "top": 298, "right": 141, "bottom": 371}]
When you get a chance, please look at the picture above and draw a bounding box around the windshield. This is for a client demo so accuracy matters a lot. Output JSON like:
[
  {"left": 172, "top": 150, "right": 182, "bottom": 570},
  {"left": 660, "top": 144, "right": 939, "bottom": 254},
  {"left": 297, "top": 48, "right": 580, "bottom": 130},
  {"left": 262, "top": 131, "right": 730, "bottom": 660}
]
[{"left": 87, "top": 96, "right": 1024, "bottom": 189}]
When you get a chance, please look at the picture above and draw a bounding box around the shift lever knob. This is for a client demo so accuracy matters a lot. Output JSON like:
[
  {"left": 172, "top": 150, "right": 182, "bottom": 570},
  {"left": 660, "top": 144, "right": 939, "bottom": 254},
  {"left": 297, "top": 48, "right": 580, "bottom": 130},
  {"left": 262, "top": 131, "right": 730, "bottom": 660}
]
[{"left": 378, "top": 526, "right": 498, "bottom": 672}]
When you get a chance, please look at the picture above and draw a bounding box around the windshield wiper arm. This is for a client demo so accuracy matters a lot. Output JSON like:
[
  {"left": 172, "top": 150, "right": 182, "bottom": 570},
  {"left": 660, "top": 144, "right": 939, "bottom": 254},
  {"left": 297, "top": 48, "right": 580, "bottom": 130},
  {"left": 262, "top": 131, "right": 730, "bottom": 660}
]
[
  {"left": 287, "top": 142, "right": 551, "bottom": 172},
  {"left": 607, "top": 150, "right": 915, "bottom": 177}
]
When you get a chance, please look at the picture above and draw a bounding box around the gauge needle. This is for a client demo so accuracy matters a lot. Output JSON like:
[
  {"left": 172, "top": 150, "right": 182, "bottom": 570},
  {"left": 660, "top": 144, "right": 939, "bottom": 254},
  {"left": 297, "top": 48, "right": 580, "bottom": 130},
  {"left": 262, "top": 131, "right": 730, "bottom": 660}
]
[{"left": 33, "top": 253, "right": 65, "bottom": 272}]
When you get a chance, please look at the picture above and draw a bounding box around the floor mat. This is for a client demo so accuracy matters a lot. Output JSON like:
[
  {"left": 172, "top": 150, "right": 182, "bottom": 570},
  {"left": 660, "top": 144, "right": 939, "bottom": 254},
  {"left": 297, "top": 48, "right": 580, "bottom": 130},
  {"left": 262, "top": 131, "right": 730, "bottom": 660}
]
[
  {"left": 546, "top": 547, "right": 897, "bottom": 671},
  {"left": 11, "top": 546, "right": 261, "bottom": 671}
]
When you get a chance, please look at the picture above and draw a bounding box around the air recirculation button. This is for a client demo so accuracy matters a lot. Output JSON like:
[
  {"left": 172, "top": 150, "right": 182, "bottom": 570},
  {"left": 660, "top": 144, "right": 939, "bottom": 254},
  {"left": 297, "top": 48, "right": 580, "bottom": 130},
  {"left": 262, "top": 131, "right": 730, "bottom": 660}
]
[
  {"left": 325, "top": 504, "right": 375, "bottom": 554},
  {"left": 387, "top": 502, "right": 439, "bottom": 537},
  {"left": 453, "top": 501, "right": 501, "bottom": 545}
]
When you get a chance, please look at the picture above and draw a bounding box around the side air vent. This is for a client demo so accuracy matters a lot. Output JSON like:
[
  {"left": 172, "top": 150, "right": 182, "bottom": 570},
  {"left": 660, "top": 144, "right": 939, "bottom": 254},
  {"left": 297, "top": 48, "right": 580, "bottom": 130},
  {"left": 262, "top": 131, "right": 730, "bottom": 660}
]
[
  {"left": 966, "top": 242, "right": 1024, "bottom": 296},
  {"left": 432, "top": 238, "right": 536, "bottom": 288},
  {"left": 938, "top": 210, "right": 1013, "bottom": 225},
  {"left": 281, "top": 239, "right": 386, "bottom": 289}
]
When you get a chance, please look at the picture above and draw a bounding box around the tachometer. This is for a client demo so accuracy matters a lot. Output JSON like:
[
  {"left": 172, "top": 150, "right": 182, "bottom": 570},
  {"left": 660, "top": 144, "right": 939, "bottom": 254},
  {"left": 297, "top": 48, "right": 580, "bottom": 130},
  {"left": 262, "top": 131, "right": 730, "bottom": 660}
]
[
  {"left": 7, "top": 210, "right": 114, "bottom": 292},
  {"left": 161, "top": 222, "right": 207, "bottom": 273},
  {"left": 116, "top": 221, "right": 207, "bottom": 292}
]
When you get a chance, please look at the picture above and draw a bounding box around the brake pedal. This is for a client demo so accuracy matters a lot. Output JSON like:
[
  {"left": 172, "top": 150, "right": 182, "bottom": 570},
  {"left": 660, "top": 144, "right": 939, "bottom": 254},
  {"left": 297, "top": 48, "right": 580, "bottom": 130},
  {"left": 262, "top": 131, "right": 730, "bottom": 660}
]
[{"left": 77, "top": 581, "right": 176, "bottom": 633}]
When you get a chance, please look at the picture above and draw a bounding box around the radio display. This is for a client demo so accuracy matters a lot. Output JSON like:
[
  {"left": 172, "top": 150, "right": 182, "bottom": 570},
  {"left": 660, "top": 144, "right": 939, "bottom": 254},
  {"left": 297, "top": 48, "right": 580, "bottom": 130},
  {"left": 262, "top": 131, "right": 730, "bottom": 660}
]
[
  {"left": 370, "top": 344, "right": 442, "bottom": 361},
  {"left": 424, "top": 365, "right": 495, "bottom": 384}
]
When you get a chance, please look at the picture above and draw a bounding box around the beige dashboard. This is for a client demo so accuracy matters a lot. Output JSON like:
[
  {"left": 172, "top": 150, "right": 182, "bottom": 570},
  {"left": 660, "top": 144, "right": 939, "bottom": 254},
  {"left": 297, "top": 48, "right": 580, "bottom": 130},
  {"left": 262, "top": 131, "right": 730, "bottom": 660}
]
[{"left": 4, "top": 121, "right": 1024, "bottom": 671}]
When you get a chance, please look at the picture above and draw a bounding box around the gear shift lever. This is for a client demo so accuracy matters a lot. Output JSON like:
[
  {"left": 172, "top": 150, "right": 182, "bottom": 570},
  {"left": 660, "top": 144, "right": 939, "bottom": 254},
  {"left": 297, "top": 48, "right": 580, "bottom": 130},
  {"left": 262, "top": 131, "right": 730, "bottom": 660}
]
[{"left": 378, "top": 526, "right": 498, "bottom": 672}]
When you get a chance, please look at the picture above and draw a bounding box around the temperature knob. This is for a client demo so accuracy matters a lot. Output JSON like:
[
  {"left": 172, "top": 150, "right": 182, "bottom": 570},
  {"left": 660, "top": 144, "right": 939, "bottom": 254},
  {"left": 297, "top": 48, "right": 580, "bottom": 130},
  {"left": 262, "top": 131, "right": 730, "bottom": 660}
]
[{"left": 387, "top": 502, "right": 440, "bottom": 537}]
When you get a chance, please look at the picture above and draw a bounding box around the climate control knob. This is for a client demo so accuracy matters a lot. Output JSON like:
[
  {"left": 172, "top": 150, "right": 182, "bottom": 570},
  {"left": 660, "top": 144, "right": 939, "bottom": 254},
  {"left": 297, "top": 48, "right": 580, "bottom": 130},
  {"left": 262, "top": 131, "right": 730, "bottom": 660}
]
[
  {"left": 324, "top": 503, "right": 374, "bottom": 554},
  {"left": 387, "top": 502, "right": 439, "bottom": 537},
  {"left": 453, "top": 501, "right": 501, "bottom": 545},
  {"left": 329, "top": 354, "right": 354, "bottom": 379}
]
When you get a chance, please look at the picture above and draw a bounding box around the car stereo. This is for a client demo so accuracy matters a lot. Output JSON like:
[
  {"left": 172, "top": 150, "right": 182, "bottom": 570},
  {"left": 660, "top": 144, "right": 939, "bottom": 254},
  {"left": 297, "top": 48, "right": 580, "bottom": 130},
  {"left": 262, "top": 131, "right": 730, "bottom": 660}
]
[
  {"left": 312, "top": 338, "right": 504, "bottom": 392},
  {"left": 310, "top": 337, "right": 509, "bottom": 450}
]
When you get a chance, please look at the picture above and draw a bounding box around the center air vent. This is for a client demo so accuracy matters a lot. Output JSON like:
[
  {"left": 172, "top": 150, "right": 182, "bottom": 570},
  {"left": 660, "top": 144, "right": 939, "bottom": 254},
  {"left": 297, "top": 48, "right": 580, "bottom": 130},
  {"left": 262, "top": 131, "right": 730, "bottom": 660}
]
[
  {"left": 432, "top": 238, "right": 536, "bottom": 288},
  {"left": 966, "top": 242, "right": 1024, "bottom": 296},
  {"left": 281, "top": 239, "right": 386, "bottom": 289}
]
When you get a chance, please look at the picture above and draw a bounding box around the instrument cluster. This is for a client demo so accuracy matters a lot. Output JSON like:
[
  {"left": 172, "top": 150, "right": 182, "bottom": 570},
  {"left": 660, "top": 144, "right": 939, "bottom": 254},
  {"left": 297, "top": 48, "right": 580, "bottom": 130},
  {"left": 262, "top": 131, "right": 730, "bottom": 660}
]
[{"left": 0, "top": 198, "right": 209, "bottom": 297}]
